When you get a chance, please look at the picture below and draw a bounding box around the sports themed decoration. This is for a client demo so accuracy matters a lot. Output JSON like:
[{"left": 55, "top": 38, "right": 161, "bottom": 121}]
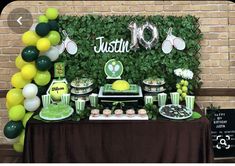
[
  {"left": 47, "top": 79, "right": 68, "bottom": 102},
  {"left": 54, "top": 62, "right": 65, "bottom": 78},
  {"left": 104, "top": 59, "right": 123, "bottom": 79}
]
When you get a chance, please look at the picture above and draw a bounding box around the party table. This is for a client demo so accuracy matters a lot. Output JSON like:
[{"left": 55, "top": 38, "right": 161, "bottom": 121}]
[{"left": 23, "top": 106, "right": 214, "bottom": 163}]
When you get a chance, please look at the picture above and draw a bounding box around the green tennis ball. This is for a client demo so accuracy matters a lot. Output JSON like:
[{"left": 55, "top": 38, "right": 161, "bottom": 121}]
[
  {"left": 35, "top": 23, "right": 51, "bottom": 37},
  {"left": 9, "top": 105, "right": 26, "bottom": 121},
  {"left": 192, "top": 112, "right": 202, "bottom": 119},
  {"left": 48, "top": 20, "right": 59, "bottom": 31},
  {"left": 45, "top": 8, "right": 59, "bottom": 20},
  {"left": 38, "top": 15, "right": 48, "bottom": 23},
  {"left": 49, "top": 82, "right": 68, "bottom": 101},
  {"left": 13, "top": 142, "right": 23, "bottom": 153},
  {"left": 22, "top": 112, "right": 34, "bottom": 127},
  {"left": 19, "top": 130, "right": 25, "bottom": 145}
]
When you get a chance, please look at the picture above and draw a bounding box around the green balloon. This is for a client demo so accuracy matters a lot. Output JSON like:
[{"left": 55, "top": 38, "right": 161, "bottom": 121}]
[
  {"left": 35, "top": 23, "right": 51, "bottom": 37},
  {"left": 13, "top": 142, "right": 23, "bottom": 153},
  {"left": 21, "top": 46, "right": 39, "bottom": 62},
  {"left": 4, "top": 121, "right": 24, "bottom": 139},
  {"left": 48, "top": 20, "right": 59, "bottom": 31},
  {"left": 47, "top": 31, "right": 61, "bottom": 45},
  {"left": 19, "top": 130, "right": 25, "bottom": 145},
  {"left": 9, "top": 105, "right": 26, "bottom": 121},
  {"left": 34, "top": 71, "right": 51, "bottom": 86},
  {"left": 36, "top": 56, "right": 52, "bottom": 71}
]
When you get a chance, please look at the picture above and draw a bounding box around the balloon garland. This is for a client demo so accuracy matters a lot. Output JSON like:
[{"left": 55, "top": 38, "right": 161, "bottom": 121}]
[{"left": 4, "top": 8, "right": 61, "bottom": 152}]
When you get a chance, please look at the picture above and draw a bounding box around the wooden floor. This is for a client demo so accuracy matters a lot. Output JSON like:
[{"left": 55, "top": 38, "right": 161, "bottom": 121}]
[{"left": 0, "top": 145, "right": 235, "bottom": 163}]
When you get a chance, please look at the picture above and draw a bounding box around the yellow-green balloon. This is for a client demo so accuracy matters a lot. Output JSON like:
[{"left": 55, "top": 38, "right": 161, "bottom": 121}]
[
  {"left": 38, "top": 15, "right": 48, "bottom": 23},
  {"left": 36, "top": 38, "right": 51, "bottom": 52},
  {"left": 46, "top": 31, "right": 61, "bottom": 45},
  {"left": 6, "top": 88, "right": 24, "bottom": 106},
  {"left": 21, "top": 64, "right": 37, "bottom": 80},
  {"left": 9, "top": 105, "right": 26, "bottom": 121},
  {"left": 15, "top": 55, "right": 32, "bottom": 69},
  {"left": 22, "top": 112, "right": 34, "bottom": 127},
  {"left": 11, "top": 72, "right": 31, "bottom": 89},
  {"left": 19, "top": 130, "right": 25, "bottom": 145},
  {"left": 22, "top": 31, "right": 40, "bottom": 46},
  {"left": 34, "top": 71, "right": 51, "bottom": 86},
  {"left": 45, "top": 8, "right": 59, "bottom": 20},
  {"left": 13, "top": 142, "right": 23, "bottom": 153}
]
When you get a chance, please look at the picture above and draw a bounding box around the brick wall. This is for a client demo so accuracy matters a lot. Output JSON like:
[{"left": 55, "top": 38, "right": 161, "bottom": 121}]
[{"left": 0, "top": 1, "right": 234, "bottom": 144}]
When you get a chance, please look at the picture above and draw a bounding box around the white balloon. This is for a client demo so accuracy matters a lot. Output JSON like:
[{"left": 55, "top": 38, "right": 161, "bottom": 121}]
[
  {"left": 22, "top": 83, "right": 38, "bottom": 99},
  {"left": 5, "top": 136, "right": 20, "bottom": 144},
  {"left": 24, "top": 96, "right": 41, "bottom": 112},
  {"left": 45, "top": 46, "right": 60, "bottom": 61}
]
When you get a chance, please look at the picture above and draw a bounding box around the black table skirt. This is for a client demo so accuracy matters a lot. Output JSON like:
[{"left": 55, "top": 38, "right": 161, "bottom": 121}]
[{"left": 23, "top": 114, "right": 214, "bottom": 163}]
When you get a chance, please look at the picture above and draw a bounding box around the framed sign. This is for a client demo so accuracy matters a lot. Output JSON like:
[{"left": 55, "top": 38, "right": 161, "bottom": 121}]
[
  {"left": 208, "top": 109, "right": 235, "bottom": 158},
  {"left": 54, "top": 62, "right": 65, "bottom": 78}
]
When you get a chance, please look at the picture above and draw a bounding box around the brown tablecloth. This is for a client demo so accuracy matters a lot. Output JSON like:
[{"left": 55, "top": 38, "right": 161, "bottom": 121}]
[{"left": 23, "top": 111, "right": 214, "bottom": 163}]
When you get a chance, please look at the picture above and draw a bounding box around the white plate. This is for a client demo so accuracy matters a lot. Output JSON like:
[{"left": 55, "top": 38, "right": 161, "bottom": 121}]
[
  {"left": 39, "top": 107, "right": 74, "bottom": 121},
  {"left": 159, "top": 104, "right": 192, "bottom": 120}
]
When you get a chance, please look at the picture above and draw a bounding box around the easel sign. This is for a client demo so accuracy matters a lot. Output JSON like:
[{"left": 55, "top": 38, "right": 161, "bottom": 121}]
[{"left": 104, "top": 59, "right": 123, "bottom": 79}]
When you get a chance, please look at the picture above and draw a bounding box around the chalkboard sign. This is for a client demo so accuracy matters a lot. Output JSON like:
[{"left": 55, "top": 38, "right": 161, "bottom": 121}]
[{"left": 208, "top": 109, "right": 235, "bottom": 158}]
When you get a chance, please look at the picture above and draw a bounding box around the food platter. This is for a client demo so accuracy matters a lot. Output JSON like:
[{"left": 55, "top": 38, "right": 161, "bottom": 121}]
[
  {"left": 159, "top": 104, "right": 192, "bottom": 120},
  {"left": 70, "top": 87, "right": 93, "bottom": 95},
  {"left": 143, "top": 86, "right": 166, "bottom": 93},
  {"left": 70, "top": 78, "right": 94, "bottom": 88},
  {"left": 71, "top": 95, "right": 89, "bottom": 102},
  {"left": 39, "top": 103, "right": 74, "bottom": 121},
  {"left": 143, "top": 77, "right": 165, "bottom": 86}
]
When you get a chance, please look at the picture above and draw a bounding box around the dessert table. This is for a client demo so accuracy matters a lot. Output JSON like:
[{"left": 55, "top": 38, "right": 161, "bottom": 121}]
[{"left": 23, "top": 106, "right": 214, "bottom": 163}]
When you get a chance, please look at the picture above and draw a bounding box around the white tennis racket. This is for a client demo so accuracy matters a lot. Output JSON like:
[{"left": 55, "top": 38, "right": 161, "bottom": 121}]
[{"left": 62, "top": 30, "right": 78, "bottom": 55}]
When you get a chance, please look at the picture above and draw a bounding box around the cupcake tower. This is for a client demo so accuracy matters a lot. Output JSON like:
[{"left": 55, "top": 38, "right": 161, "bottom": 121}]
[
  {"left": 143, "top": 77, "right": 165, "bottom": 94},
  {"left": 70, "top": 78, "right": 95, "bottom": 102}
]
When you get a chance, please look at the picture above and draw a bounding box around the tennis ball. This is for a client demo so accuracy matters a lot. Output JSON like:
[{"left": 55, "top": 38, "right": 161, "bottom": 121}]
[
  {"left": 112, "top": 80, "right": 130, "bottom": 91},
  {"left": 38, "top": 15, "right": 48, "bottom": 23},
  {"left": 9, "top": 105, "right": 26, "bottom": 121},
  {"left": 49, "top": 82, "right": 68, "bottom": 101},
  {"left": 182, "top": 86, "right": 188, "bottom": 92},
  {"left": 177, "top": 89, "right": 182, "bottom": 94},
  {"left": 184, "top": 80, "right": 189, "bottom": 86},
  {"left": 182, "top": 93, "right": 187, "bottom": 98},
  {"left": 45, "top": 8, "right": 59, "bottom": 20},
  {"left": 176, "top": 83, "right": 181, "bottom": 89}
]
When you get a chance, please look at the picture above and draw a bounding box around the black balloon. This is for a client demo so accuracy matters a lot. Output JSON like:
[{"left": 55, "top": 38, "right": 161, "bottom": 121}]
[
  {"left": 48, "top": 20, "right": 59, "bottom": 31},
  {"left": 35, "top": 23, "right": 51, "bottom": 37},
  {"left": 4, "top": 121, "right": 24, "bottom": 139},
  {"left": 35, "top": 56, "right": 52, "bottom": 71},
  {"left": 21, "top": 46, "right": 39, "bottom": 62}
]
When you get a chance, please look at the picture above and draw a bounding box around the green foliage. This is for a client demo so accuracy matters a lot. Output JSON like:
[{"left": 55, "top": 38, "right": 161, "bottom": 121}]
[
  {"left": 206, "top": 104, "right": 221, "bottom": 121},
  {"left": 58, "top": 15, "right": 203, "bottom": 93},
  {"left": 144, "top": 103, "right": 158, "bottom": 120}
]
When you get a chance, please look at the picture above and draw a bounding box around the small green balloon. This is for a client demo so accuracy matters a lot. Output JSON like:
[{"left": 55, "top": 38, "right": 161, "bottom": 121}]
[
  {"left": 38, "top": 15, "right": 48, "bottom": 23},
  {"left": 35, "top": 23, "right": 51, "bottom": 37},
  {"left": 192, "top": 112, "right": 202, "bottom": 119},
  {"left": 36, "top": 56, "right": 52, "bottom": 71},
  {"left": 4, "top": 121, "right": 24, "bottom": 139},
  {"left": 22, "top": 112, "right": 34, "bottom": 127},
  {"left": 48, "top": 20, "right": 59, "bottom": 31},
  {"left": 47, "top": 31, "right": 61, "bottom": 45},
  {"left": 45, "top": 8, "right": 59, "bottom": 20},
  {"left": 13, "top": 142, "right": 23, "bottom": 153},
  {"left": 9, "top": 105, "right": 26, "bottom": 121},
  {"left": 19, "top": 130, "right": 25, "bottom": 145},
  {"left": 21, "top": 46, "right": 39, "bottom": 62}
]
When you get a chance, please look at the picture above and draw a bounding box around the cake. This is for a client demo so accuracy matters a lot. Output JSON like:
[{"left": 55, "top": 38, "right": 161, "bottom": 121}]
[
  {"left": 138, "top": 109, "right": 147, "bottom": 117},
  {"left": 91, "top": 109, "right": 99, "bottom": 117},
  {"left": 103, "top": 109, "right": 112, "bottom": 117},
  {"left": 112, "top": 80, "right": 130, "bottom": 91},
  {"left": 126, "top": 109, "right": 135, "bottom": 117},
  {"left": 114, "top": 109, "right": 123, "bottom": 117}
]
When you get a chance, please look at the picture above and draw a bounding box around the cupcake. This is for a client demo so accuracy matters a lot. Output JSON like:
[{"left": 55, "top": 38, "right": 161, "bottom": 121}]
[
  {"left": 103, "top": 109, "right": 112, "bottom": 117},
  {"left": 138, "top": 109, "right": 147, "bottom": 117},
  {"left": 114, "top": 109, "right": 123, "bottom": 117},
  {"left": 91, "top": 109, "right": 99, "bottom": 117},
  {"left": 126, "top": 109, "right": 135, "bottom": 117}
]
